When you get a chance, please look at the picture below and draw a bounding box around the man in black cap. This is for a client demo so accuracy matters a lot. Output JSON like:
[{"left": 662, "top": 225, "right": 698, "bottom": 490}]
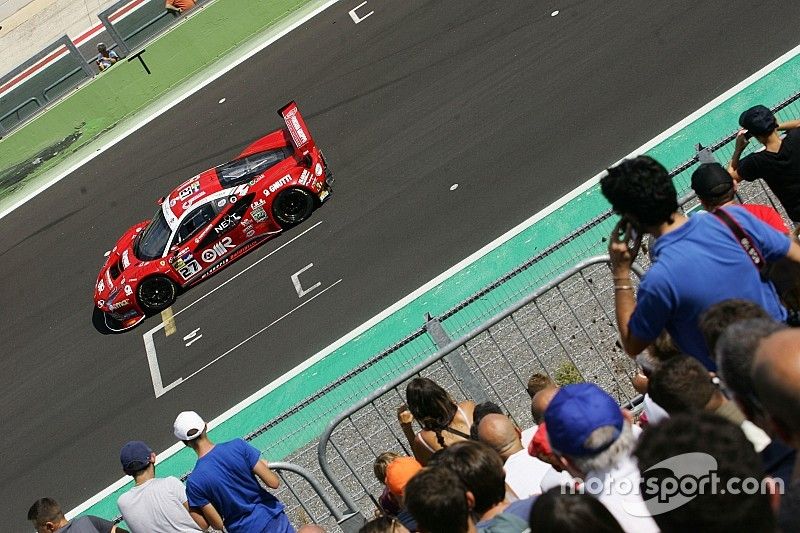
[
  {"left": 729, "top": 104, "right": 800, "bottom": 222},
  {"left": 692, "top": 162, "right": 788, "bottom": 233}
]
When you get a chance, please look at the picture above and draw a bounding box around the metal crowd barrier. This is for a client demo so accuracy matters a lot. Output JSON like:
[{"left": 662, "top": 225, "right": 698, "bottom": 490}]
[{"left": 316, "top": 257, "right": 646, "bottom": 515}]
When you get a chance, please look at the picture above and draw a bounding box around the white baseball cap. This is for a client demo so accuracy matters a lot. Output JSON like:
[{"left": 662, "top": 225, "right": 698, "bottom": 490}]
[{"left": 174, "top": 411, "right": 206, "bottom": 441}]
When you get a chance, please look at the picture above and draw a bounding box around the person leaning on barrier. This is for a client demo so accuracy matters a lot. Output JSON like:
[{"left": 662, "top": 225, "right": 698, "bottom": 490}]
[
  {"left": 27, "top": 497, "right": 128, "bottom": 533},
  {"left": 166, "top": 0, "right": 196, "bottom": 14},
  {"left": 729, "top": 104, "right": 800, "bottom": 224},
  {"left": 95, "top": 43, "right": 119, "bottom": 72},
  {"left": 173, "top": 411, "right": 294, "bottom": 533},
  {"left": 602, "top": 155, "right": 800, "bottom": 370},
  {"left": 116, "top": 440, "right": 208, "bottom": 532},
  {"left": 396, "top": 377, "right": 476, "bottom": 465}
]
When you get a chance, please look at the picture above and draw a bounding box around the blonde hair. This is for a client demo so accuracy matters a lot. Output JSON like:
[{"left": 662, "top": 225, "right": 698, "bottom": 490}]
[{"left": 373, "top": 452, "right": 401, "bottom": 483}]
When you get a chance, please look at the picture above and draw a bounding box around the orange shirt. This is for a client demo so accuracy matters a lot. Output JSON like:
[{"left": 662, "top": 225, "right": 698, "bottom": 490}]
[{"left": 168, "top": 0, "right": 196, "bottom": 10}]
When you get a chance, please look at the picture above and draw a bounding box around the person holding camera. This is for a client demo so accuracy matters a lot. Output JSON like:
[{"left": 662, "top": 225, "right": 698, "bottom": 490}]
[
  {"left": 601, "top": 156, "right": 800, "bottom": 371},
  {"left": 729, "top": 104, "right": 800, "bottom": 223}
]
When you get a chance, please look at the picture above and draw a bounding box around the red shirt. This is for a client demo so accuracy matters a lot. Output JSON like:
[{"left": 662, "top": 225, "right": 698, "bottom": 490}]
[{"left": 742, "top": 204, "right": 789, "bottom": 233}]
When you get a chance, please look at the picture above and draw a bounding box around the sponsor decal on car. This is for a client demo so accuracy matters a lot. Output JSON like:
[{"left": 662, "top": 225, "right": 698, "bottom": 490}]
[
  {"left": 214, "top": 212, "right": 241, "bottom": 235},
  {"left": 178, "top": 182, "right": 200, "bottom": 200},
  {"left": 315, "top": 162, "right": 323, "bottom": 177},
  {"left": 252, "top": 198, "right": 266, "bottom": 208},
  {"left": 217, "top": 198, "right": 227, "bottom": 208},
  {"left": 251, "top": 205, "right": 267, "bottom": 222},
  {"left": 124, "top": 284, "right": 133, "bottom": 296},
  {"left": 97, "top": 279, "right": 105, "bottom": 292},
  {"left": 299, "top": 169, "right": 312, "bottom": 186},
  {"left": 97, "top": 300, "right": 105, "bottom": 308},
  {"left": 121, "top": 250, "right": 130, "bottom": 268},
  {"left": 269, "top": 175, "right": 292, "bottom": 193},
  {"left": 109, "top": 299, "right": 130, "bottom": 311},
  {"left": 201, "top": 236, "right": 235, "bottom": 263},
  {"left": 284, "top": 104, "right": 309, "bottom": 147}
]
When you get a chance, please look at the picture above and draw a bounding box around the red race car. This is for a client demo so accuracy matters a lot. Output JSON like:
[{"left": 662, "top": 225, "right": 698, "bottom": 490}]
[{"left": 93, "top": 102, "right": 332, "bottom": 332}]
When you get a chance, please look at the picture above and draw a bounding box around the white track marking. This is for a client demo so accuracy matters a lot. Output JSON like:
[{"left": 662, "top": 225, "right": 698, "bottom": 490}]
[
  {"left": 0, "top": 0, "right": 344, "bottom": 221},
  {"left": 348, "top": 1, "right": 373, "bottom": 24},
  {"left": 67, "top": 32, "right": 800, "bottom": 525},
  {"left": 291, "top": 263, "right": 321, "bottom": 297}
]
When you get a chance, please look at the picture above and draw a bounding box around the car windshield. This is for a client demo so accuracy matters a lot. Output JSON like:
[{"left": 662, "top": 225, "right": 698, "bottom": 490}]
[
  {"left": 134, "top": 208, "right": 172, "bottom": 260},
  {"left": 216, "top": 149, "right": 290, "bottom": 187}
]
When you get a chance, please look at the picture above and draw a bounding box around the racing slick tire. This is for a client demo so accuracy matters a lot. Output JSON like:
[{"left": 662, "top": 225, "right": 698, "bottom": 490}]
[
  {"left": 272, "top": 187, "right": 315, "bottom": 228},
  {"left": 137, "top": 275, "right": 177, "bottom": 314}
]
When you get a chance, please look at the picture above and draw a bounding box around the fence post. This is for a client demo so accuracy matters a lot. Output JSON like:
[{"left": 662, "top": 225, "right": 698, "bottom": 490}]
[
  {"left": 424, "top": 313, "right": 489, "bottom": 404},
  {"left": 63, "top": 36, "right": 94, "bottom": 77}
]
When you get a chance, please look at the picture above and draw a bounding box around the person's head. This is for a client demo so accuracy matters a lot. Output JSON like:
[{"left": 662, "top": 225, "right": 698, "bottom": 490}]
[
  {"left": 715, "top": 318, "right": 785, "bottom": 423},
  {"left": 699, "top": 299, "right": 770, "bottom": 355},
  {"left": 373, "top": 452, "right": 401, "bottom": 484},
  {"left": 528, "top": 487, "right": 625, "bottom": 533},
  {"left": 739, "top": 105, "right": 778, "bottom": 143},
  {"left": 635, "top": 412, "right": 776, "bottom": 532},
  {"left": 385, "top": 456, "right": 423, "bottom": 498},
  {"left": 173, "top": 411, "right": 208, "bottom": 449},
  {"left": 27, "top": 498, "right": 67, "bottom": 533},
  {"left": 691, "top": 163, "right": 735, "bottom": 209},
  {"left": 527, "top": 372, "right": 556, "bottom": 398},
  {"left": 648, "top": 331, "right": 682, "bottom": 363},
  {"left": 120, "top": 440, "right": 156, "bottom": 478},
  {"left": 404, "top": 467, "right": 473, "bottom": 533},
  {"left": 358, "top": 515, "right": 410, "bottom": 533},
  {"left": 753, "top": 329, "right": 800, "bottom": 446},
  {"left": 405, "top": 378, "right": 457, "bottom": 447},
  {"left": 531, "top": 385, "right": 559, "bottom": 424},
  {"left": 469, "top": 401, "right": 504, "bottom": 440},
  {"left": 647, "top": 355, "right": 718, "bottom": 415},
  {"left": 600, "top": 156, "right": 678, "bottom": 231},
  {"left": 297, "top": 526, "right": 328, "bottom": 533},
  {"left": 528, "top": 422, "right": 563, "bottom": 470},
  {"left": 97, "top": 42, "right": 108, "bottom": 54},
  {"left": 544, "top": 383, "right": 633, "bottom": 476},
  {"left": 476, "top": 413, "right": 522, "bottom": 460},
  {"left": 426, "top": 440, "right": 505, "bottom": 517}
]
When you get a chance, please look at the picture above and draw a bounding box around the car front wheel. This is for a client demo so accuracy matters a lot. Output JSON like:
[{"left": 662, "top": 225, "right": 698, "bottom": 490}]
[{"left": 137, "top": 275, "right": 177, "bottom": 314}]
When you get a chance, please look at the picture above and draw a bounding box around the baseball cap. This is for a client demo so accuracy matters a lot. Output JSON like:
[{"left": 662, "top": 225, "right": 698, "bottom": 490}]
[
  {"left": 173, "top": 411, "right": 206, "bottom": 441},
  {"left": 385, "top": 456, "right": 422, "bottom": 496},
  {"left": 544, "top": 383, "right": 623, "bottom": 457},
  {"left": 120, "top": 441, "right": 153, "bottom": 474},
  {"left": 691, "top": 163, "right": 734, "bottom": 199},
  {"left": 739, "top": 105, "right": 778, "bottom": 136}
]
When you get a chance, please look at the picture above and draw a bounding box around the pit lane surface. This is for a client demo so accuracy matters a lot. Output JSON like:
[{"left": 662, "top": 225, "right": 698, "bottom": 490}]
[{"left": 3, "top": 0, "right": 800, "bottom": 526}]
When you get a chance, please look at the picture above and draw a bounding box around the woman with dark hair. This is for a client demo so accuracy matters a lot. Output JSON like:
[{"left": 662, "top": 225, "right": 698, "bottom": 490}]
[
  {"left": 397, "top": 377, "right": 475, "bottom": 465},
  {"left": 528, "top": 488, "right": 624, "bottom": 533}
]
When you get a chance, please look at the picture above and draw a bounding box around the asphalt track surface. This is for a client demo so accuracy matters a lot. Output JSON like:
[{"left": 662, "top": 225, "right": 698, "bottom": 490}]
[{"left": 4, "top": 0, "right": 800, "bottom": 526}]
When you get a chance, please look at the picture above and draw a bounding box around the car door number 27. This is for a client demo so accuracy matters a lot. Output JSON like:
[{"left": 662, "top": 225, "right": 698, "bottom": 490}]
[{"left": 177, "top": 260, "right": 202, "bottom": 280}]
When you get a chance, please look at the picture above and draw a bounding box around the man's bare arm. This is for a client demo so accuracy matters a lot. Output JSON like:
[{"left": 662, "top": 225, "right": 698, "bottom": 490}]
[
  {"left": 199, "top": 503, "right": 224, "bottom": 531},
  {"left": 253, "top": 459, "right": 281, "bottom": 489},
  {"left": 183, "top": 501, "right": 209, "bottom": 530}
]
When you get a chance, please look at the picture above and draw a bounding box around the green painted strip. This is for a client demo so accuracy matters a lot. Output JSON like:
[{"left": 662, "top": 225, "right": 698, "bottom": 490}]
[
  {"left": 0, "top": 0, "right": 320, "bottom": 195},
  {"left": 79, "top": 51, "right": 800, "bottom": 521}
]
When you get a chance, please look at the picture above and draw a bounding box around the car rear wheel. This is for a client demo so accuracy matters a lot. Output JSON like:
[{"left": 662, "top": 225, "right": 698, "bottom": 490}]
[
  {"left": 137, "top": 276, "right": 177, "bottom": 314},
  {"left": 272, "top": 187, "right": 315, "bottom": 228}
]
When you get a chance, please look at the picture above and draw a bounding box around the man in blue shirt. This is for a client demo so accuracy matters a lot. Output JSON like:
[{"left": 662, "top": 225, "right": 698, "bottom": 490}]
[
  {"left": 601, "top": 156, "right": 800, "bottom": 370},
  {"left": 174, "top": 411, "right": 294, "bottom": 533}
]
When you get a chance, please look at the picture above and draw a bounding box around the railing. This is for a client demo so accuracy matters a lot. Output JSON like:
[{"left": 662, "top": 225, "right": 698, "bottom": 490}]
[{"left": 317, "top": 257, "right": 646, "bottom": 514}]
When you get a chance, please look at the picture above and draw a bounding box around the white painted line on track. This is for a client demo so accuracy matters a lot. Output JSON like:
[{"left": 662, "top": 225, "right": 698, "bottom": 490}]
[
  {"left": 0, "top": 0, "right": 344, "bottom": 222},
  {"left": 142, "top": 220, "right": 324, "bottom": 397},
  {"left": 67, "top": 36, "right": 800, "bottom": 524}
]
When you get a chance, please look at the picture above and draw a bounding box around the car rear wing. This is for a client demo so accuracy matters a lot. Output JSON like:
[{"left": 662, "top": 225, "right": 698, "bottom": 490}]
[{"left": 279, "top": 101, "right": 316, "bottom": 157}]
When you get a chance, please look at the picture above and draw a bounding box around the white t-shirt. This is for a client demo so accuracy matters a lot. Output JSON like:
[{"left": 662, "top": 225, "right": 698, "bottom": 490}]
[
  {"left": 586, "top": 455, "right": 659, "bottom": 533},
  {"left": 504, "top": 448, "right": 558, "bottom": 497},
  {"left": 117, "top": 477, "right": 202, "bottom": 533}
]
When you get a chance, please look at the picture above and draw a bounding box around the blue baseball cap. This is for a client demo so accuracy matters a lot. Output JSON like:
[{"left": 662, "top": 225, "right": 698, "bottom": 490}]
[
  {"left": 544, "top": 383, "right": 624, "bottom": 457},
  {"left": 120, "top": 441, "right": 153, "bottom": 474}
]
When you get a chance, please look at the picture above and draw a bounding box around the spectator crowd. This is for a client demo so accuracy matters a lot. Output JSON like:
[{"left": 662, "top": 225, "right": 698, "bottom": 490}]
[{"left": 28, "top": 104, "right": 800, "bottom": 532}]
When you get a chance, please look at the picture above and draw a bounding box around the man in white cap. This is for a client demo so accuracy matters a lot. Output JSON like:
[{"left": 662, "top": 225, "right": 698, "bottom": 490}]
[{"left": 174, "top": 411, "right": 293, "bottom": 533}]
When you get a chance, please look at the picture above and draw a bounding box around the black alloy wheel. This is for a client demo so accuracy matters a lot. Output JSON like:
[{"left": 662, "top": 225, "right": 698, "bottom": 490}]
[
  {"left": 272, "top": 187, "right": 315, "bottom": 228},
  {"left": 137, "top": 275, "right": 177, "bottom": 313}
]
